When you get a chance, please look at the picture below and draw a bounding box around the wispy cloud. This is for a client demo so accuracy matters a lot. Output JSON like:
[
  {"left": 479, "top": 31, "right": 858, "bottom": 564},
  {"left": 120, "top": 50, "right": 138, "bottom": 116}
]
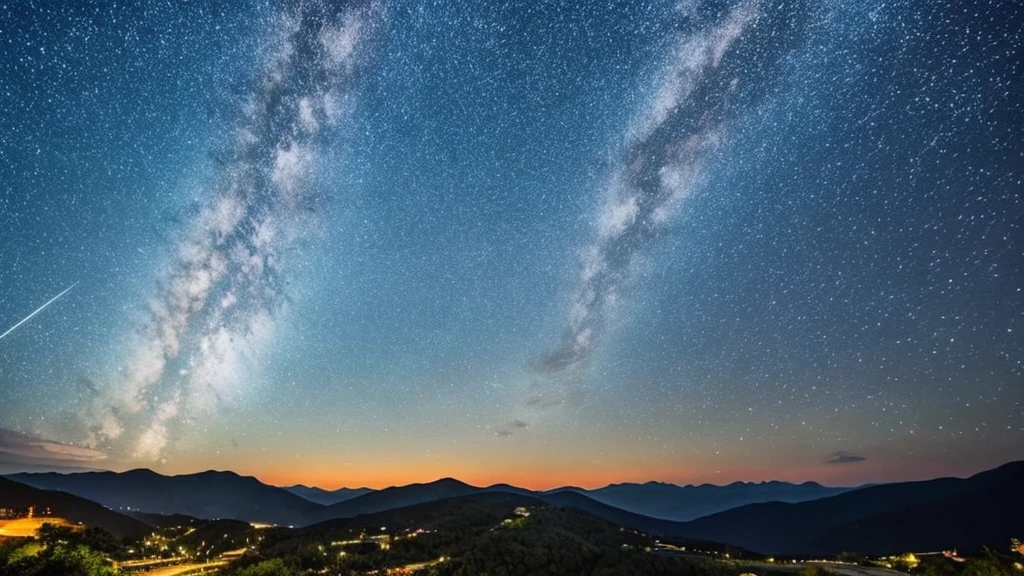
[
  {"left": 825, "top": 450, "right": 867, "bottom": 465},
  {"left": 85, "top": 0, "right": 383, "bottom": 460},
  {"left": 526, "top": 393, "right": 565, "bottom": 409},
  {"left": 0, "top": 428, "right": 107, "bottom": 474},
  {"left": 493, "top": 419, "right": 529, "bottom": 437}
]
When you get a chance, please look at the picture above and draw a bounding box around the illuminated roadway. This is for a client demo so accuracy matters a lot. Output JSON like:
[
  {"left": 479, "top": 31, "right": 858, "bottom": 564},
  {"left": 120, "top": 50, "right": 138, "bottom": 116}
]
[
  {"left": 138, "top": 560, "right": 228, "bottom": 576},
  {"left": 128, "top": 548, "right": 246, "bottom": 575}
]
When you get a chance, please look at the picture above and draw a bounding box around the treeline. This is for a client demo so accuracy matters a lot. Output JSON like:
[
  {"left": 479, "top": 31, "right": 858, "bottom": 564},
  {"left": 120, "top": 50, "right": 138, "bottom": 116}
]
[
  {"left": 230, "top": 500, "right": 789, "bottom": 576},
  {"left": 0, "top": 524, "right": 120, "bottom": 576},
  {"left": 914, "top": 549, "right": 1022, "bottom": 576},
  {"left": 427, "top": 508, "right": 770, "bottom": 576},
  {"left": 0, "top": 519, "right": 262, "bottom": 576}
]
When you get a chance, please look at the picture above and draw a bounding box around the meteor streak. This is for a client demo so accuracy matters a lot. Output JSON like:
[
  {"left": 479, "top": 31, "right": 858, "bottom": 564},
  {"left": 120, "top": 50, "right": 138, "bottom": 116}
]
[{"left": 0, "top": 282, "right": 78, "bottom": 341}]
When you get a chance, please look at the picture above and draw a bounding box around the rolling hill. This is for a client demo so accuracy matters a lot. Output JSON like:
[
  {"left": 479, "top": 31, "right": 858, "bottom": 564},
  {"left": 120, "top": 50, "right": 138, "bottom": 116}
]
[
  {"left": 282, "top": 484, "right": 373, "bottom": 506},
  {"left": 306, "top": 477, "right": 482, "bottom": 523},
  {"left": 3, "top": 469, "right": 858, "bottom": 529},
  {"left": 6, "top": 468, "right": 322, "bottom": 526},
  {"left": 572, "top": 480, "right": 852, "bottom": 521},
  {"left": 260, "top": 492, "right": 755, "bottom": 576},
  {"left": 6, "top": 461, "right": 1021, "bottom": 557},
  {"left": 0, "top": 476, "right": 152, "bottom": 539},
  {"left": 664, "top": 460, "right": 1024, "bottom": 555}
]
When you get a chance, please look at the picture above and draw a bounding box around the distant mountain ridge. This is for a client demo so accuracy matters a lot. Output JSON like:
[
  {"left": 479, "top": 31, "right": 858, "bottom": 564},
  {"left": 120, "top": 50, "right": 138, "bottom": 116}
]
[
  {"left": 307, "top": 477, "right": 484, "bottom": 524},
  {"left": 661, "top": 460, "right": 1024, "bottom": 555},
  {"left": 556, "top": 478, "right": 853, "bottom": 521},
  {"left": 5, "top": 468, "right": 321, "bottom": 526},
  {"left": 6, "top": 461, "right": 1022, "bottom": 556},
  {"left": 4, "top": 461, "right": 1022, "bottom": 555},
  {"left": 281, "top": 476, "right": 850, "bottom": 522},
  {"left": 4, "top": 468, "right": 851, "bottom": 527},
  {"left": 283, "top": 484, "right": 373, "bottom": 506}
]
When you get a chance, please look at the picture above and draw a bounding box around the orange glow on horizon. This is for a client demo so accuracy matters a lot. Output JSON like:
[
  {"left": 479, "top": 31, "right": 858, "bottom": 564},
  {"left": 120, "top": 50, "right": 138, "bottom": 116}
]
[
  {"left": 181, "top": 457, "right": 1002, "bottom": 491},
  {"left": 134, "top": 447, "right": 1020, "bottom": 491}
]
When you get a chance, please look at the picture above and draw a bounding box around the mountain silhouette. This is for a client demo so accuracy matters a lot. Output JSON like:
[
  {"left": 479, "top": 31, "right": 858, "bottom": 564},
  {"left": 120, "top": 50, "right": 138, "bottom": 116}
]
[
  {"left": 663, "top": 460, "right": 1024, "bottom": 555},
  {"left": 0, "top": 476, "right": 151, "bottom": 539},
  {"left": 307, "top": 477, "right": 480, "bottom": 523},
  {"left": 6, "top": 460, "right": 1021, "bottom": 556},
  {"left": 282, "top": 484, "right": 373, "bottom": 506},
  {"left": 6, "top": 468, "right": 321, "bottom": 526},
  {"left": 574, "top": 479, "right": 851, "bottom": 521}
]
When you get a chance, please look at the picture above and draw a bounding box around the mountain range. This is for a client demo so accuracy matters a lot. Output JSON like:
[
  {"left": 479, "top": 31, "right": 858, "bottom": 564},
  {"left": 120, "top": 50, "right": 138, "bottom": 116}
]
[
  {"left": 0, "top": 476, "right": 151, "bottom": 539},
  {"left": 661, "top": 460, "right": 1024, "bottom": 556},
  {"left": 5, "top": 470, "right": 844, "bottom": 525},
  {"left": 282, "top": 484, "right": 373, "bottom": 506},
  {"left": 5, "top": 468, "right": 320, "bottom": 526},
  {"left": 4, "top": 461, "right": 1022, "bottom": 556},
  {"left": 567, "top": 479, "right": 851, "bottom": 521},
  {"left": 265, "top": 492, "right": 746, "bottom": 576}
]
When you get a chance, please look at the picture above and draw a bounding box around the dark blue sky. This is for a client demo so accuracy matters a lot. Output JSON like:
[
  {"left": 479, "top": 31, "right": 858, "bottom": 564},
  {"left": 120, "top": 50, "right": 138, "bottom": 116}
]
[{"left": 0, "top": 0, "right": 1020, "bottom": 488}]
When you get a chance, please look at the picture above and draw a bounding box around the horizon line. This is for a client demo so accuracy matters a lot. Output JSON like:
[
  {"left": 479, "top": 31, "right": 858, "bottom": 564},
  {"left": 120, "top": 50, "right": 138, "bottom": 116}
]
[
  {"left": 12, "top": 460, "right": 1023, "bottom": 492},
  {"left": 3, "top": 465, "right": 859, "bottom": 491}
]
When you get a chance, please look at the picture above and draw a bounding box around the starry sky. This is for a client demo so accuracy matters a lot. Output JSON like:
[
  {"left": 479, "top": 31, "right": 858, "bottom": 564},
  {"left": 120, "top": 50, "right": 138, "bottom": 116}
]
[{"left": 0, "top": 0, "right": 1021, "bottom": 490}]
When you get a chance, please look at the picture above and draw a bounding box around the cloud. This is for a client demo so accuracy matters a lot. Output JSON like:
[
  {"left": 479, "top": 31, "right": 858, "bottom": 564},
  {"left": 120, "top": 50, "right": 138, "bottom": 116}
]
[
  {"left": 84, "top": 0, "right": 384, "bottom": 460},
  {"left": 825, "top": 450, "right": 867, "bottom": 465},
  {"left": 493, "top": 419, "right": 529, "bottom": 437},
  {"left": 526, "top": 393, "right": 564, "bottom": 408},
  {"left": 0, "top": 428, "right": 107, "bottom": 474}
]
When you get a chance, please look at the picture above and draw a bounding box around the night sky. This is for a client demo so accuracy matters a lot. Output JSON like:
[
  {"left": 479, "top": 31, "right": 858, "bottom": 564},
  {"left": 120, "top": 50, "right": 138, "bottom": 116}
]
[{"left": 0, "top": 0, "right": 1021, "bottom": 490}]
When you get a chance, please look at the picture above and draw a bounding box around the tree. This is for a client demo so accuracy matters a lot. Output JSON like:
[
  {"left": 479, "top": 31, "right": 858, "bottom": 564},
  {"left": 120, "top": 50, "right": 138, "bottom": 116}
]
[
  {"left": 958, "top": 547, "right": 1013, "bottom": 576},
  {"left": 799, "top": 565, "right": 829, "bottom": 576},
  {"left": 0, "top": 538, "right": 39, "bottom": 568},
  {"left": 225, "top": 558, "right": 302, "bottom": 576},
  {"left": 33, "top": 544, "right": 118, "bottom": 576},
  {"left": 79, "top": 527, "right": 123, "bottom": 556},
  {"left": 2, "top": 543, "right": 118, "bottom": 576},
  {"left": 36, "top": 523, "right": 78, "bottom": 547},
  {"left": 837, "top": 551, "right": 867, "bottom": 565}
]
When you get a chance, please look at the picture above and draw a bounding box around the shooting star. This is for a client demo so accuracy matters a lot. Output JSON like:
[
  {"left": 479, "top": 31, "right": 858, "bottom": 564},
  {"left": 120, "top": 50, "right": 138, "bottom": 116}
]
[{"left": 0, "top": 282, "right": 78, "bottom": 341}]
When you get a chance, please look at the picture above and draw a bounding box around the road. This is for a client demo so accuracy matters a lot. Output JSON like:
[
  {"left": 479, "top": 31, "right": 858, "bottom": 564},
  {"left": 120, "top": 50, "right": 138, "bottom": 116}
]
[
  {"left": 823, "top": 563, "right": 909, "bottom": 576},
  {"left": 393, "top": 557, "right": 448, "bottom": 573},
  {"left": 651, "top": 549, "right": 908, "bottom": 576},
  {"left": 736, "top": 561, "right": 909, "bottom": 576},
  {"left": 125, "top": 547, "right": 246, "bottom": 575},
  {"left": 139, "top": 560, "right": 228, "bottom": 576}
]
